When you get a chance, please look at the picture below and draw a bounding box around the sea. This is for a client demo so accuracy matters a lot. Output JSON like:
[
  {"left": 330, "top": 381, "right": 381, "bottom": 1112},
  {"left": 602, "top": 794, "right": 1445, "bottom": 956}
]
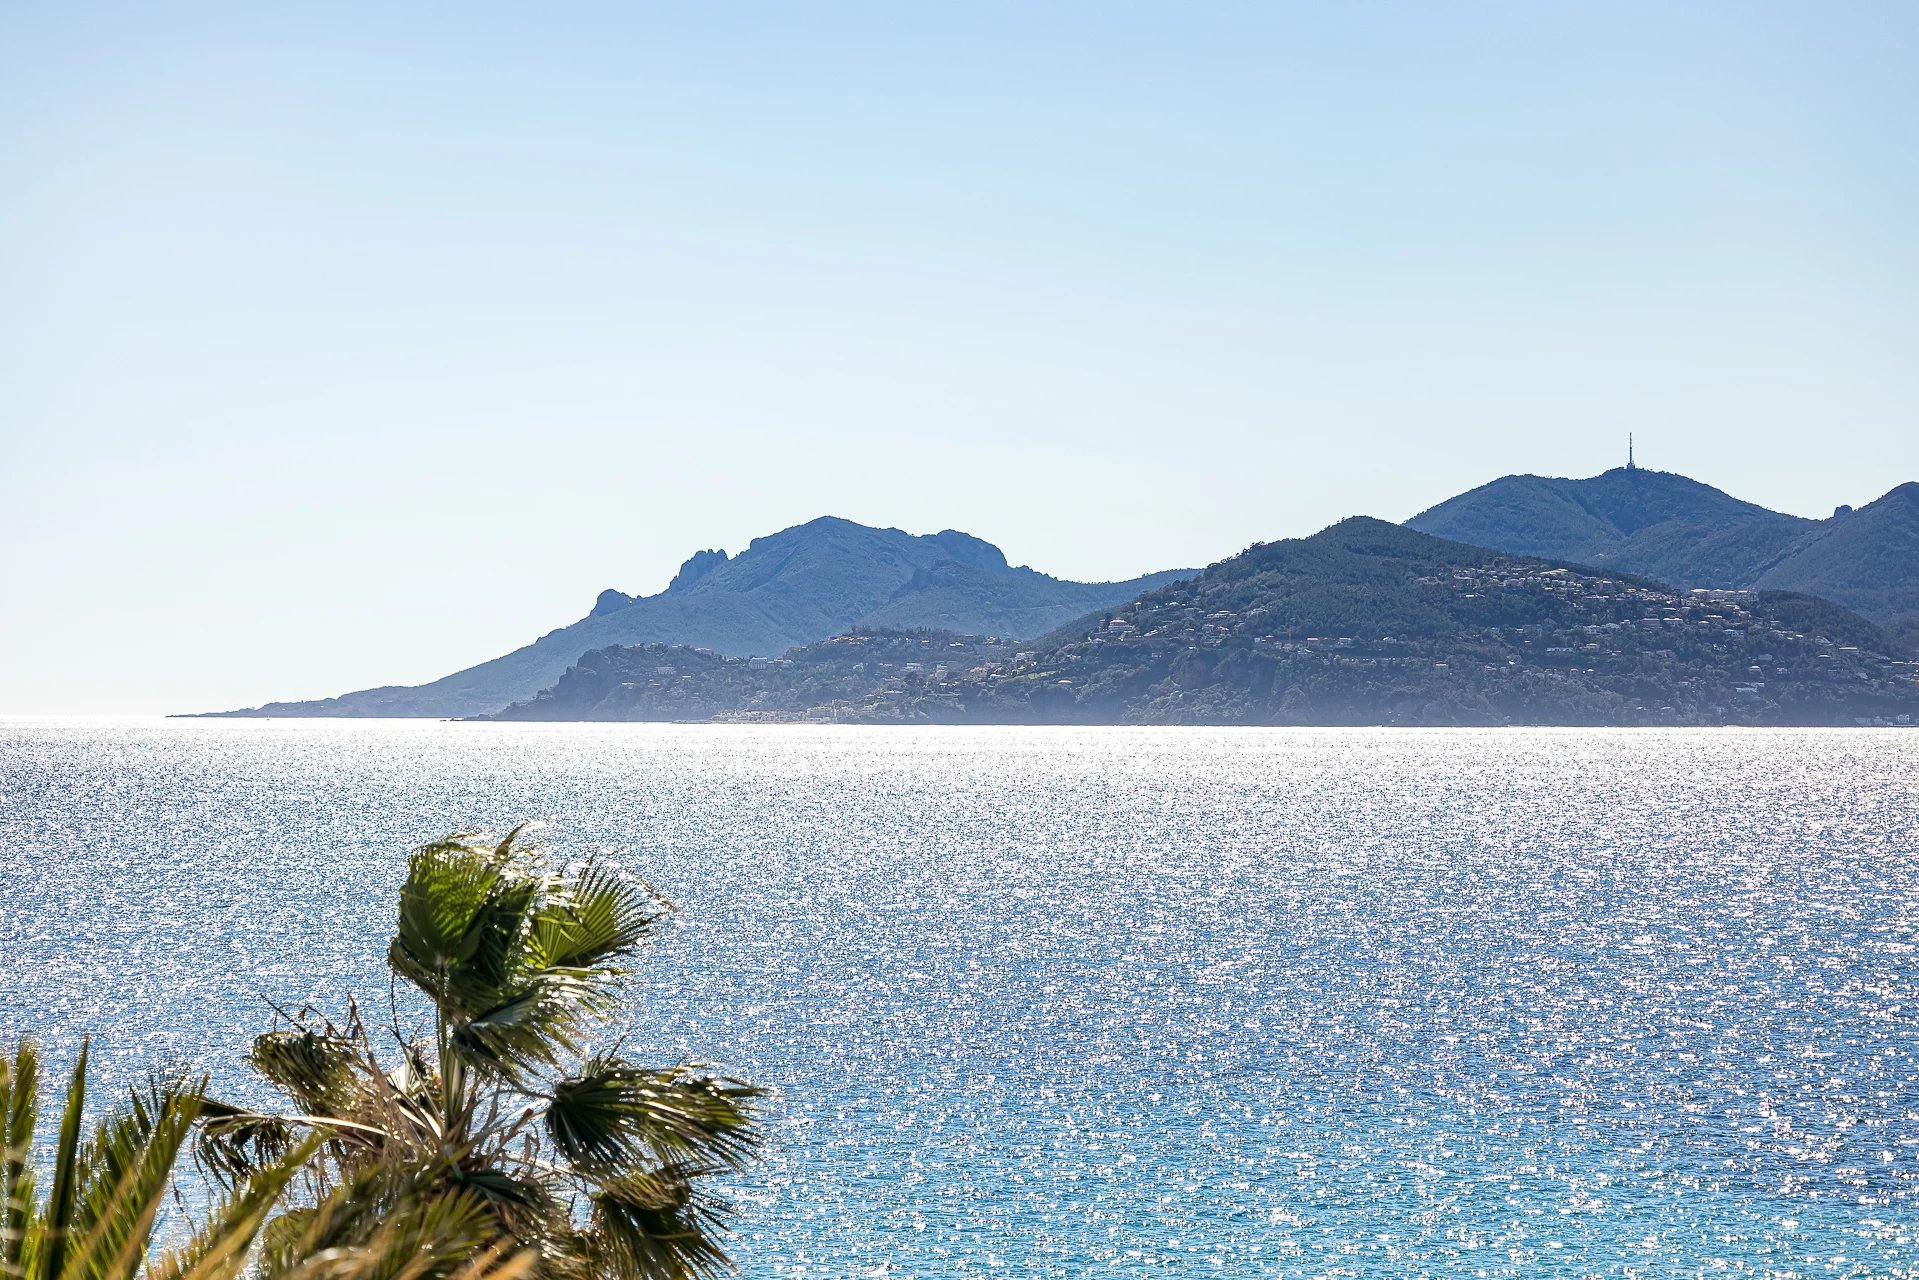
[{"left": 2, "top": 719, "right": 1916, "bottom": 1278}]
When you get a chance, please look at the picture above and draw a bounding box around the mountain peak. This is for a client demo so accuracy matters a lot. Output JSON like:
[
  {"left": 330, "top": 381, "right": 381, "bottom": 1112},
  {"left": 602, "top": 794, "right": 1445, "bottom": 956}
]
[
  {"left": 1408, "top": 466, "right": 1806, "bottom": 578},
  {"left": 927, "top": 528, "right": 1009, "bottom": 571},
  {"left": 590, "top": 588, "right": 635, "bottom": 617},
  {"left": 1409, "top": 467, "right": 1919, "bottom": 653},
  {"left": 730, "top": 516, "right": 1015, "bottom": 576},
  {"left": 667, "top": 548, "right": 729, "bottom": 592},
  {"left": 1319, "top": 515, "right": 1406, "bottom": 536}
]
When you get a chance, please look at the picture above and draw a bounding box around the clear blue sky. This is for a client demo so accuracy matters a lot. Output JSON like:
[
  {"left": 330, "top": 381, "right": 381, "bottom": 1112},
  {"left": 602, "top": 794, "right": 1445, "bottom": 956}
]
[{"left": 3, "top": 2, "right": 1915, "bottom": 713}]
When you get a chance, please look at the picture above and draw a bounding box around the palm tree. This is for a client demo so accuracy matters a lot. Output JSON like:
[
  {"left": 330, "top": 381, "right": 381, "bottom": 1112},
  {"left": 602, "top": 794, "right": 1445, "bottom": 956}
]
[
  {"left": 197, "top": 824, "right": 765, "bottom": 1280},
  {"left": 0, "top": 1035, "right": 507, "bottom": 1280},
  {"left": 1, "top": 1035, "right": 282, "bottom": 1280}
]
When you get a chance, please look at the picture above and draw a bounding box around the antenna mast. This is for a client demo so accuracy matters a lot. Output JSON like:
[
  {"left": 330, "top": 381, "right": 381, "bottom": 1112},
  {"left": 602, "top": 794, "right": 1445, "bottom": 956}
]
[{"left": 1628, "top": 433, "right": 1635, "bottom": 471}]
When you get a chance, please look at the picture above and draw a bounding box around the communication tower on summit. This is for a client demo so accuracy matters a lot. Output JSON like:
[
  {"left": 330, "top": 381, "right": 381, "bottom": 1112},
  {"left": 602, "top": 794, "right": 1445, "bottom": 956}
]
[{"left": 1627, "top": 433, "right": 1636, "bottom": 471}]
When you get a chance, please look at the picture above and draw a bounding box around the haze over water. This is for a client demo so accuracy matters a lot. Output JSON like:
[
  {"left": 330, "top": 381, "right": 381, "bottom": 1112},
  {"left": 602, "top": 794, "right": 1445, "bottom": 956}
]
[{"left": 3, "top": 720, "right": 1916, "bottom": 1276}]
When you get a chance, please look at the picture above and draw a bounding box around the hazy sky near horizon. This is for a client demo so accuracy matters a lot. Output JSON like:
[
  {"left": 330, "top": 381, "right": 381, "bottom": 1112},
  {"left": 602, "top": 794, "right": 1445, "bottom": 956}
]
[{"left": 4, "top": 3, "right": 1917, "bottom": 713}]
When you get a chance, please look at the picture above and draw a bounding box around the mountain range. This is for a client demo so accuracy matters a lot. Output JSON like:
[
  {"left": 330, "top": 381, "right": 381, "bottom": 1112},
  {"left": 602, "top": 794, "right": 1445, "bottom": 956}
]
[
  {"left": 207, "top": 517, "right": 1191, "bottom": 718},
  {"left": 200, "top": 465, "right": 1919, "bottom": 722},
  {"left": 1408, "top": 467, "right": 1919, "bottom": 649},
  {"left": 486, "top": 518, "right": 1919, "bottom": 726}
]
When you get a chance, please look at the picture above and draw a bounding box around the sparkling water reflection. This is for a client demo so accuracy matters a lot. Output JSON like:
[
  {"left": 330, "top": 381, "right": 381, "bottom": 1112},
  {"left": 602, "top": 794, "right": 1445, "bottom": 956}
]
[{"left": 2, "top": 720, "right": 1916, "bottom": 1276}]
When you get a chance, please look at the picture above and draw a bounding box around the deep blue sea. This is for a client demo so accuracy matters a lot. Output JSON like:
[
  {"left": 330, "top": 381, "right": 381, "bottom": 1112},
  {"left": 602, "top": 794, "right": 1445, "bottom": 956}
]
[{"left": 2, "top": 719, "right": 1916, "bottom": 1277}]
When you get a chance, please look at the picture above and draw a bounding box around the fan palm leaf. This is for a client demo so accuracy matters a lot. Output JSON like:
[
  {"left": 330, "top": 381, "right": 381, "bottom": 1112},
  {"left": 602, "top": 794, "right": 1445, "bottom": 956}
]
[
  {"left": 530, "top": 865, "right": 670, "bottom": 973},
  {"left": 545, "top": 1062, "right": 762, "bottom": 1175},
  {"left": 587, "top": 1166, "right": 734, "bottom": 1280},
  {"left": 245, "top": 1031, "right": 368, "bottom": 1122},
  {"left": 389, "top": 839, "right": 507, "bottom": 984}
]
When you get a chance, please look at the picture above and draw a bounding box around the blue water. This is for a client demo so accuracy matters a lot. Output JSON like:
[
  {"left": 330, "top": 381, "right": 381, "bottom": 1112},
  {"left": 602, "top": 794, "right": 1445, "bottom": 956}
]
[{"left": 2, "top": 720, "right": 1916, "bottom": 1277}]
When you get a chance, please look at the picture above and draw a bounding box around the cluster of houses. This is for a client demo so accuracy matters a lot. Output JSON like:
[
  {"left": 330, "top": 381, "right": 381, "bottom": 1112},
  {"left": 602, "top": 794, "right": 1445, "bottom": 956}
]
[{"left": 955, "top": 561, "right": 1919, "bottom": 721}]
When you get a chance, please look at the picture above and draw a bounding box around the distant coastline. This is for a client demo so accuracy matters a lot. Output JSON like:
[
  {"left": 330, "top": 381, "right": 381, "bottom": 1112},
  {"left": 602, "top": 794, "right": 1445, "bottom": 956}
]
[{"left": 192, "top": 466, "right": 1919, "bottom": 727}]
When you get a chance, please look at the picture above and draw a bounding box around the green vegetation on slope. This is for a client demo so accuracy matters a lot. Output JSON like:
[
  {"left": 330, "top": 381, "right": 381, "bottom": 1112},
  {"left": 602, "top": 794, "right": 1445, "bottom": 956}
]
[
  {"left": 484, "top": 629, "right": 1007, "bottom": 722},
  {"left": 1751, "top": 483, "right": 1919, "bottom": 652}
]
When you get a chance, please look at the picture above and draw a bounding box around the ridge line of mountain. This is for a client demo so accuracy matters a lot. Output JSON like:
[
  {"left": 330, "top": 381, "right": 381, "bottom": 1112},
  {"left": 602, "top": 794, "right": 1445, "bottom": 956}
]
[
  {"left": 1407, "top": 467, "right": 1919, "bottom": 651},
  {"left": 193, "top": 516, "right": 1196, "bottom": 720},
  {"left": 479, "top": 515, "right": 1919, "bottom": 727},
  {"left": 187, "top": 465, "right": 1919, "bottom": 721}
]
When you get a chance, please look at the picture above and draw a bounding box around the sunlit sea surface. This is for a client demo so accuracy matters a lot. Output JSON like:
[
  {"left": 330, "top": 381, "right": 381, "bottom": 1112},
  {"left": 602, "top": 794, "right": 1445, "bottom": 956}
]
[{"left": 2, "top": 720, "right": 1917, "bottom": 1277}]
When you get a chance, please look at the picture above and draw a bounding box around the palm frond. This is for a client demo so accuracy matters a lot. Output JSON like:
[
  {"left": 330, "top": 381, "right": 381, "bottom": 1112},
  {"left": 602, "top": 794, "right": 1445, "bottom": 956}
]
[
  {"left": 531, "top": 863, "right": 671, "bottom": 973},
  {"left": 149, "top": 1133, "right": 327, "bottom": 1280},
  {"left": 389, "top": 842, "right": 506, "bottom": 993},
  {"left": 36, "top": 1035, "right": 94, "bottom": 1280},
  {"left": 58, "top": 1074, "right": 204, "bottom": 1280},
  {"left": 491, "top": 823, "right": 542, "bottom": 862},
  {"left": 440, "top": 1165, "right": 562, "bottom": 1246},
  {"left": 191, "top": 1103, "right": 298, "bottom": 1194},
  {"left": 382, "top": 1044, "right": 437, "bottom": 1110},
  {"left": 434, "top": 1240, "right": 537, "bottom": 1280},
  {"left": 261, "top": 1170, "right": 505, "bottom": 1280},
  {"left": 546, "top": 1060, "right": 764, "bottom": 1176},
  {"left": 448, "top": 971, "right": 611, "bottom": 1081},
  {"left": 0, "top": 1042, "right": 258, "bottom": 1280},
  {"left": 588, "top": 1166, "right": 736, "bottom": 1280},
  {"left": 246, "top": 1031, "right": 367, "bottom": 1119},
  {"left": 2, "top": 1039, "right": 40, "bottom": 1273},
  {"left": 457, "top": 879, "right": 538, "bottom": 1004}
]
